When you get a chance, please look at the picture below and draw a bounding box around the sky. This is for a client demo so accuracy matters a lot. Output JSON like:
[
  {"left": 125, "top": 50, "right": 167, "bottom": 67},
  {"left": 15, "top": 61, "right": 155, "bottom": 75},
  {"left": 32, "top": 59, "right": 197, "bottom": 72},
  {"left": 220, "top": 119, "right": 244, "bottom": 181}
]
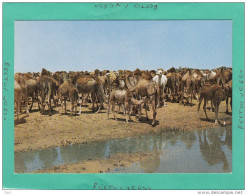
[{"left": 14, "top": 20, "right": 232, "bottom": 73}]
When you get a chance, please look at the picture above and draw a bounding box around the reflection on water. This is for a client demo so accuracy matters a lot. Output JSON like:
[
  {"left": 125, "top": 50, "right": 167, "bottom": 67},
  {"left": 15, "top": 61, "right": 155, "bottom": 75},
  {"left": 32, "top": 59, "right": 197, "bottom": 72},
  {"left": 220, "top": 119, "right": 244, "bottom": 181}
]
[{"left": 15, "top": 126, "right": 232, "bottom": 173}]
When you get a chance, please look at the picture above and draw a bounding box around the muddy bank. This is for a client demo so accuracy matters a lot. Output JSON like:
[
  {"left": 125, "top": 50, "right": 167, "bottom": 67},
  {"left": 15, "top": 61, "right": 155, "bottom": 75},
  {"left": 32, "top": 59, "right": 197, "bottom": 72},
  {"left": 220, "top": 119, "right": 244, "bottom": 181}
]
[
  {"left": 33, "top": 153, "right": 151, "bottom": 173},
  {"left": 14, "top": 100, "right": 232, "bottom": 152}
]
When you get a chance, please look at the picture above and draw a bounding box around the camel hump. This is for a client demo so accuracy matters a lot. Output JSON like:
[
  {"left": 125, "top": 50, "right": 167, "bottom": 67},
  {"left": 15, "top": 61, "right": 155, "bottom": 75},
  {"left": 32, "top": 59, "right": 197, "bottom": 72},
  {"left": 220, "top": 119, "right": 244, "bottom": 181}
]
[
  {"left": 133, "top": 68, "right": 142, "bottom": 76},
  {"left": 23, "top": 73, "right": 34, "bottom": 80},
  {"left": 167, "top": 67, "right": 176, "bottom": 73},
  {"left": 14, "top": 80, "right": 22, "bottom": 90},
  {"left": 142, "top": 71, "right": 152, "bottom": 80},
  {"left": 41, "top": 68, "right": 51, "bottom": 76},
  {"left": 166, "top": 72, "right": 174, "bottom": 77},
  {"left": 76, "top": 75, "right": 96, "bottom": 85},
  {"left": 147, "top": 81, "right": 158, "bottom": 96}
]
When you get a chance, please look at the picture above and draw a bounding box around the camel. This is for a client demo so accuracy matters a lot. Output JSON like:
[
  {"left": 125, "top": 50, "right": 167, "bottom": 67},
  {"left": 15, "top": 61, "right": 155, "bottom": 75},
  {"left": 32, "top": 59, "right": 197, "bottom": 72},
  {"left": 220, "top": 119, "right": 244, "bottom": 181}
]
[
  {"left": 224, "top": 80, "right": 232, "bottom": 113},
  {"left": 76, "top": 74, "right": 106, "bottom": 114},
  {"left": 37, "top": 68, "right": 59, "bottom": 116},
  {"left": 14, "top": 80, "right": 22, "bottom": 121},
  {"left": 180, "top": 69, "right": 194, "bottom": 105},
  {"left": 206, "top": 70, "right": 216, "bottom": 81},
  {"left": 165, "top": 71, "right": 177, "bottom": 102},
  {"left": 125, "top": 69, "right": 159, "bottom": 126},
  {"left": 198, "top": 83, "right": 227, "bottom": 124},
  {"left": 223, "top": 69, "right": 232, "bottom": 84},
  {"left": 20, "top": 73, "right": 39, "bottom": 111},
  {"left": 152, "top": 69, "right": 167, "bottom": 107},
  {"left": 107, "top": 88, "right": 146, "bottom": 123},
  {"left": 26, "top": 79, "right": 38, "bottom": 110},
  {"left": 105, "top": 71, "right": 119, "bottom": 95},
  {"left": 213, "top": 68, "right": 225, "bottom": 85},
  {"left": 191, "top": 69, "right": 206, "bottom": 100},
  {"left": 58, "top": 80, "right": 79, "bottom": 115},
  {"left": 14, "top": 74, "right": 29, "bottom": 116},
  {"left": 93, "top": 69, "right": 108, "bottom": 94}
]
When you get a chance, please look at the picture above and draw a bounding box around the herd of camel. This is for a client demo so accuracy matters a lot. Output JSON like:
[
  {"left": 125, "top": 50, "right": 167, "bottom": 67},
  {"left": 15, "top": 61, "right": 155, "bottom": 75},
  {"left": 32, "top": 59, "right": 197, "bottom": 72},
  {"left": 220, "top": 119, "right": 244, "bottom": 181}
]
[{"left": 14, "top": 66, "right": 232, "bottom": 126}]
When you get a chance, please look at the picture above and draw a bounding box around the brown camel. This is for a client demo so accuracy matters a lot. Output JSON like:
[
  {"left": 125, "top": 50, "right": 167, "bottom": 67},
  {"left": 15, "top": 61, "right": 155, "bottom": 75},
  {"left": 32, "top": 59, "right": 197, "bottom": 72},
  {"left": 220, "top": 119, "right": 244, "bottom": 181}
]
[
  {"left": 224, "top": 80, "right": 232, "bottom": 113},
  {"left": 58, "top": 80, "right": 79, "bottom": 115},
  {"left": 107, "top": 88, "right": 146, "bottom": 123},
  {"left": 125, "top": 70, "right": 159, "bottom": 126},
  {"left": 166, "top": 72, "right": 176, "bottom": 102},
  {"left": 21, "top": 73, "right": 39, "bottom": 111},
  {"left": 14, "top": 80, "right": 22, "bottom": 121},
  {"left": 198, "top": 83, "right": 227, "bottom": 124},
  {"left": 76, "top": 74, "right": 105, "bottom": 114},
  {"left": 191, "top": 69, "right": 206, "bottom": 100},
  {"left": 37, "top": 68, "right": 59, "bottom": 116},
  {"left": 180, "top": 69, "right": 194, "bottom": 105},
  {"left": 14, "top": 74, "right": 29, "bottom": 116}
]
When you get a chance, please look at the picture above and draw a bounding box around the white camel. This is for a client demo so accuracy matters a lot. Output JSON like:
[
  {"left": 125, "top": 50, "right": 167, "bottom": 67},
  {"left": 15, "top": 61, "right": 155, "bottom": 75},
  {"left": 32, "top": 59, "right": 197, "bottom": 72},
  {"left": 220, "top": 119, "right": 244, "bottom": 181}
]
[{"left": 152, "top": 69, "right": 168, "bottom": 107}]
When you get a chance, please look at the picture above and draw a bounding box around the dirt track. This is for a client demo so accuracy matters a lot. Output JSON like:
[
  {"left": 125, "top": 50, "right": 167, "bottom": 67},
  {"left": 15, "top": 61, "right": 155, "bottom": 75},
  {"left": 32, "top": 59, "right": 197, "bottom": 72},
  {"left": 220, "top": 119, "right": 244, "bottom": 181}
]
[{"left": 14, "top": 100, "right": 232, "bottom": 152}]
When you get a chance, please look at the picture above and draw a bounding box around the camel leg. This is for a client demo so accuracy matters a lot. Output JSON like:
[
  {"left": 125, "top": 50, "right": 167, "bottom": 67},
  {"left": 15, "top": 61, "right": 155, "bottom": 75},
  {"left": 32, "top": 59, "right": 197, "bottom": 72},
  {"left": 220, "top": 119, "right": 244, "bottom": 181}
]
[
  {"left": 122, "top": 104, "right": 126, "bottom": 115},
  {"left": 151, "top": 96, "right": 157, "bottom": 127},
  {"left": 190, "top": 90, "right": 193, "bottom": 106},
  {"left": 92, "top": 99, "right": 95, "bottom": 112},
  {"left": 16, "top": 100, "right": 20, "bottom": 121},
  {"left": 75, "top": 102, "right": 77, "bottom": 115},
  {"left": 157, "top": 93, "right": 160, "bottom": 108},
  {"left": 107, "top": 103, "right": 111, "bottom": 119},
  {"left": 226, "top": 96, "right": 229, "bottom": 113},
  {"left": 118, "top": 104, "right": 121, "bottom": 114},
  {"left": 211, "top": 100, "right": 215, "bottom": 112},
  {"left": 25, "top": 97, "right": 29, "bottom": 116},
  {"left": 61, "top": 99, "right": 64, "bottom": 114},
  {"left": 70, "top": 101, "right": 73, "bottom": 116},
  {"left": 138, "top": 105, "right": 142, "bottom": 121},
  {"left": 41, "top": 103, "right": 45, "bottom": 115},
  {"left": 130, "top": 105, "right": 133, "bottom": 115},
  {"left": 79, "top": 100, "right": 82, "bottom": 114},
  {"left": 95, "top": 97, "right": 103, "bottom": 114},
  {"left": 180, "top": 83, "right": 184, "bottom": 104},
  {"left": 230, "top": 97, "right": 232, "bottom": 111},
  {"left": 29, "top": 94, "right": 34, "bottom": 111},
  {"left": 203, "top": 99, "right": 209, "bottom": 120},
  {"left": 48, "top": 97, "right": 52, "bottom": 116},
  {"left": 125, "top": 102, "right": 131, "bottom": 123},
  {"left": 197, "top": 97, "right": 202, "bottom": 116},
  {"left": 145, "top": 102, "right": 149, "bottom": 121},
  {"left": 112, "top": 102, "right": 117, "bottom": 120},
  {"left": 38, "top": 97, "right": 41, "bottom": 111},
  {"left": 215, "top": 103, "right": 219, "bottom": 124},
  {"left": 64, "top": 99, "right": 67, "bottom": 114},
  {"left": 41, "top": 96, "right": 45, "bottom": 115}
]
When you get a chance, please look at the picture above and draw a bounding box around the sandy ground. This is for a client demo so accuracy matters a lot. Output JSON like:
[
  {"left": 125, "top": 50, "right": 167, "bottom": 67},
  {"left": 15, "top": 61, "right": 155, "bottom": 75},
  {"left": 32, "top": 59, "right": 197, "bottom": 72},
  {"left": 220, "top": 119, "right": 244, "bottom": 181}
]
[
  {"left": 14, "top": 100, "right": 232, "bottom": 152},
  {"left": 33, "top": 152, "right": 151, "bottom": 173}
]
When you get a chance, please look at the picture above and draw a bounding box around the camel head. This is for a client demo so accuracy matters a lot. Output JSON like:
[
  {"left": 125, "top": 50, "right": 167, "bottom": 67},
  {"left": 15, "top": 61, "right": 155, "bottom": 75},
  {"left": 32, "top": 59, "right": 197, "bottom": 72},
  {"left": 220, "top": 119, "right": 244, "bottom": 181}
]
[
  {"left": 118, "top": 76, "right": 126, "bottom": 89},
  {"left": 156, "top": 70, "right": 163, "bottom": 76}
]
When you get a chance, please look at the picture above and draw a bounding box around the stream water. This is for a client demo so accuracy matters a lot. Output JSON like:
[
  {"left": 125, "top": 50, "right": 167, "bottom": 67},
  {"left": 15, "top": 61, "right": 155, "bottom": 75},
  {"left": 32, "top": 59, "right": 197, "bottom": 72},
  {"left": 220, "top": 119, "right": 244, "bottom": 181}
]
[{"left": 15, "top": 125, "right": 232, "bottom": 173}]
